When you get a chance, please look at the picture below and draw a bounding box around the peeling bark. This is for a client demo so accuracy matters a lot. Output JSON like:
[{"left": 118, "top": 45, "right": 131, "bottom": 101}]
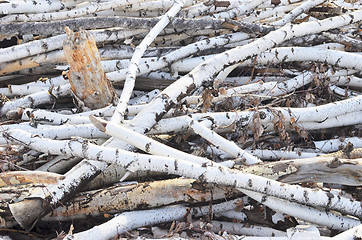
[
  {"left": 63, "top": 27, "right": 117, "bottom": 110},
  {"left": 237, "top": 157, "right": 362, "bottom": 186},
  {"left": 46, "top": 178, "right": 241, "bottom": 221}
]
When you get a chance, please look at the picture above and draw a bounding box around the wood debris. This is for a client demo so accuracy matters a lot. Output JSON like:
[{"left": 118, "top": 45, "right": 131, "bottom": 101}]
[{"left": 0, "top": 0, "right": 361, "bottom": 239}]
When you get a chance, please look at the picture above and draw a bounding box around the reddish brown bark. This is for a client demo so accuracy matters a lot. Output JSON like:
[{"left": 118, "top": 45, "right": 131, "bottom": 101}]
[{"left": 63, "top": 27, "right": 117, "bottom": 109}]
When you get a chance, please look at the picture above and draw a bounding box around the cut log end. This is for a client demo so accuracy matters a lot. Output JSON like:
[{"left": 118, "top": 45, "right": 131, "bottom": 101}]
[
  {"left": 8, "top": 198, "right": 47, "bottom": 231},
  {"left": 89, "top": 115, "right": 107, "bottom": 132}
]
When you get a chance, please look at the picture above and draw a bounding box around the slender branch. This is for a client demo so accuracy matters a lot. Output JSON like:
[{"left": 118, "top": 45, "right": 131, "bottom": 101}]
[
  {"left": 272, "top": 0, "right": 326, "bottom": 26},
  {"left": 111, "top": 0, "right": 186, "bottom": 123},
  {"left": 0, "top": 0, "right": 145, "bottom": 23},
  {"left": 188, "top": 117, "right": 262, "bottom": 165},
  {"left": 64, "top": 199, "right": 243, "bottom": 240}
]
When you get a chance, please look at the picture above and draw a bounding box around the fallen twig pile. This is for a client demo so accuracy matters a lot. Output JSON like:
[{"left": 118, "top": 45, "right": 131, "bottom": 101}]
[{"left": 0, "top": 0, "right": 361, "bottom": 239}]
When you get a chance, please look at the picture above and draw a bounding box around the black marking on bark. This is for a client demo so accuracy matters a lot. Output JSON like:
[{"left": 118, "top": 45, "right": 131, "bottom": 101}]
[
  {"left": 326, "top": 192, "right": 334, "bottom": 209},
  {"left": 281, "top": 30, "right": 288, "bottom": 40},
  {"left": 96, "top": 151, "right": 102, "bottom": 161},
  {"left": 335, "top": 57, "right": 342, "bottom": 67},
  {"left": 28, "top": 96, "right": 34, "bottom": 108},
  {"left": 247, "top": 179, "right": 252, "bottom": 188},
  {"left": 42, "top": 42, "right": 49, "bottom": 51},
  {"left": 349, "top": 14, "right": 354, "bottom": 24},
  {"left": 145, "top": 142, "right": 151, "bottom": 152},
  {"left": 303, "top": 190, "right": 309, "bottom": 202},
  {"left": 232, "top": 180, "right": 237, "bottom": 188},
  {"left": 317, "top": 117, "right": 328, "bottom": 124},
  {"left": 60, "top": 148, "right": 66, "bottom": 155},
  {"left": 125, "top": 160, "right": 136, "bottom": 169},
  {"left": 263, "top": 180, "right": 270, "bottom": 193},
  {"left": 174, "top": 159, "right": 179, "bottom": 171},
  {"left": 198, "top": 172, "right": 206, "bottom": 182},
  {"left": 327, "top": 158, "right": 341, "bottom": 168}
]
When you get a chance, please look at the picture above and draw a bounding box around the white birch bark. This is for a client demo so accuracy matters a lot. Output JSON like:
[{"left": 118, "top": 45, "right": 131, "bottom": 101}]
[
  {"left": 330, "top": 75, "right": 362, "bottom": 88},
  {"left": 0, "top": 123, "right": 108, "bottom": 145},
  {"left": 0, "top": 0, "right": 145, "bottom": 23},
  {"left": 0, "top": 0, "right": 76, "bottom": 15},
  {"left": 120, "top": 0, "right": 179, "bottom": 11},
  {"left": 90, "top": 116, "right": 235, "bottom": 167},
  {"left": 208, "top": 220, "right": 287, "bottom": 237},
  {"left": 15, "top": 104, "right": 147, "bottom": 125},
  {"left": 35, "top": 156, "right": 82, "bottom": 174},
  {"left": 64, "top": 198, "right": 243, "bottom": 240},
  {"left": 331, "top": 224, "right": 362, "bottom": 240},
  {"left": 5, "top": 130, "right": 362, "bottom": 219},
  {"left": 111, "top": 0, "right": 185, "bottom": 123},
  {"left": 314, "top": 137, "right": 362, "bottom": 153},
  {"left": 207, "top": 146, "right": 320, "bottom": 160},
  {"left": 188, "top": 117, "right": 262, "bottom": 165},
  {"left": 210, "top": 0, "right": 268, "bottom": 19},
  {"left": 0, "top": 46, "right": 175, "bottom": 76},
  {"left": 272, "top": 0, "right": 326, "bottom": 26},
  {"left": 241, "top": 189, "right": 360, "bottom": 231},
  {"left": 178, "top": 0, "right": 229, "bottom": 19},
  {"left": 0, "top": 75, "right": 68, "bottom": 93},
  {"left": 107, "top": 31, "right": 250, "bottom": 81},
  {"left": 323, "top": 32, "right": 362, "bottom": 50},
  {"left": 125, "top": 9, "right": 362, "bottom": 135},
  {"left": 148, "top": 96, "right": 362, "bottom": 135},
  {"left": 215, "top": 209, "right": 248, "bottom": 221},
  {"left": 296, "top": 111, "right": 362, "bottom": 131},
  {"left": 0, "top": 84, "right": 72, "bottom": 117},
  {"left": 207, "top": 146, "right": 362, "bottom": 186},
  {"left": 185, "top": 71, "right": 316, "bottom": 105},
  {"left": 0, "top": 28, "right": 147, "bottom": 64},
  {"left": 329, "top": 85, "right": 359, "bottom": 98},
  {"left": 8, "top": 159, "right": 108, "bottom": 229},
  {"left": 242, "top": 4, "right": 297, "bottom": 23},
  {"left": 0, "top": 16, "right": 251, "bottom": 38},
  {"left": 170, "top": 48, "right": 362, "bottom": 74}
]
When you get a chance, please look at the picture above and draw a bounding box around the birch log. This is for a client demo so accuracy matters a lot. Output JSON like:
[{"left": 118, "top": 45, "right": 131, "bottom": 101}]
[
  {"left": 44, "top": 178, "right": 241, "bottom": 221},
  {"left": 5, "top": 130, "right": 362, "bottom": 220},
  {"left": 64, "top": 198, "right": 244, "bottom": 240},
  {"left": 7, "top": 159, "right": 108, "bottom": 230},
  {"left": 236, "top": 157, "right": 362, "bottom": 186},
  {"left": 115, "top": 10, "right": 362, "bottom": 147},
  {"left": 111, "top": 0, "right": 185, "bottom": 123}
]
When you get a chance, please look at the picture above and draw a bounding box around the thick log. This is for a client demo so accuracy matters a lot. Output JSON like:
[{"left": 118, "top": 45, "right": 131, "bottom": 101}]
[
  {"left": 0, "top": 171, "right": 63, "bottom": 187},
  {"left": 63, "top": 27, "right": 117, "bottom": 110},
  {"left": 237, "top": 157, "right": 362, "bottom": 186},
  {"left": 46, "top": 178, "right": 241, "bottom": 221}
]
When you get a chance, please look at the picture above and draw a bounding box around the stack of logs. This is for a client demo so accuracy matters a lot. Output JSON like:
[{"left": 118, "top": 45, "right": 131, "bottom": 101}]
[{"left": 0, "top": 0, "right": 361, "bottom": 239}]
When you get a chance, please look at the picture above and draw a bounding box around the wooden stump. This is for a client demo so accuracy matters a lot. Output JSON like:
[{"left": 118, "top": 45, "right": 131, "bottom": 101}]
[{"left": 63, "top": 27, "right": 117, "bottom": 110}]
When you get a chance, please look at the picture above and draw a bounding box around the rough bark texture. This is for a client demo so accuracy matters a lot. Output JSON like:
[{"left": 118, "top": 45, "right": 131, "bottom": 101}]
[{"left": 63, "top": 27, "right": 117, "bottom": 109}]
